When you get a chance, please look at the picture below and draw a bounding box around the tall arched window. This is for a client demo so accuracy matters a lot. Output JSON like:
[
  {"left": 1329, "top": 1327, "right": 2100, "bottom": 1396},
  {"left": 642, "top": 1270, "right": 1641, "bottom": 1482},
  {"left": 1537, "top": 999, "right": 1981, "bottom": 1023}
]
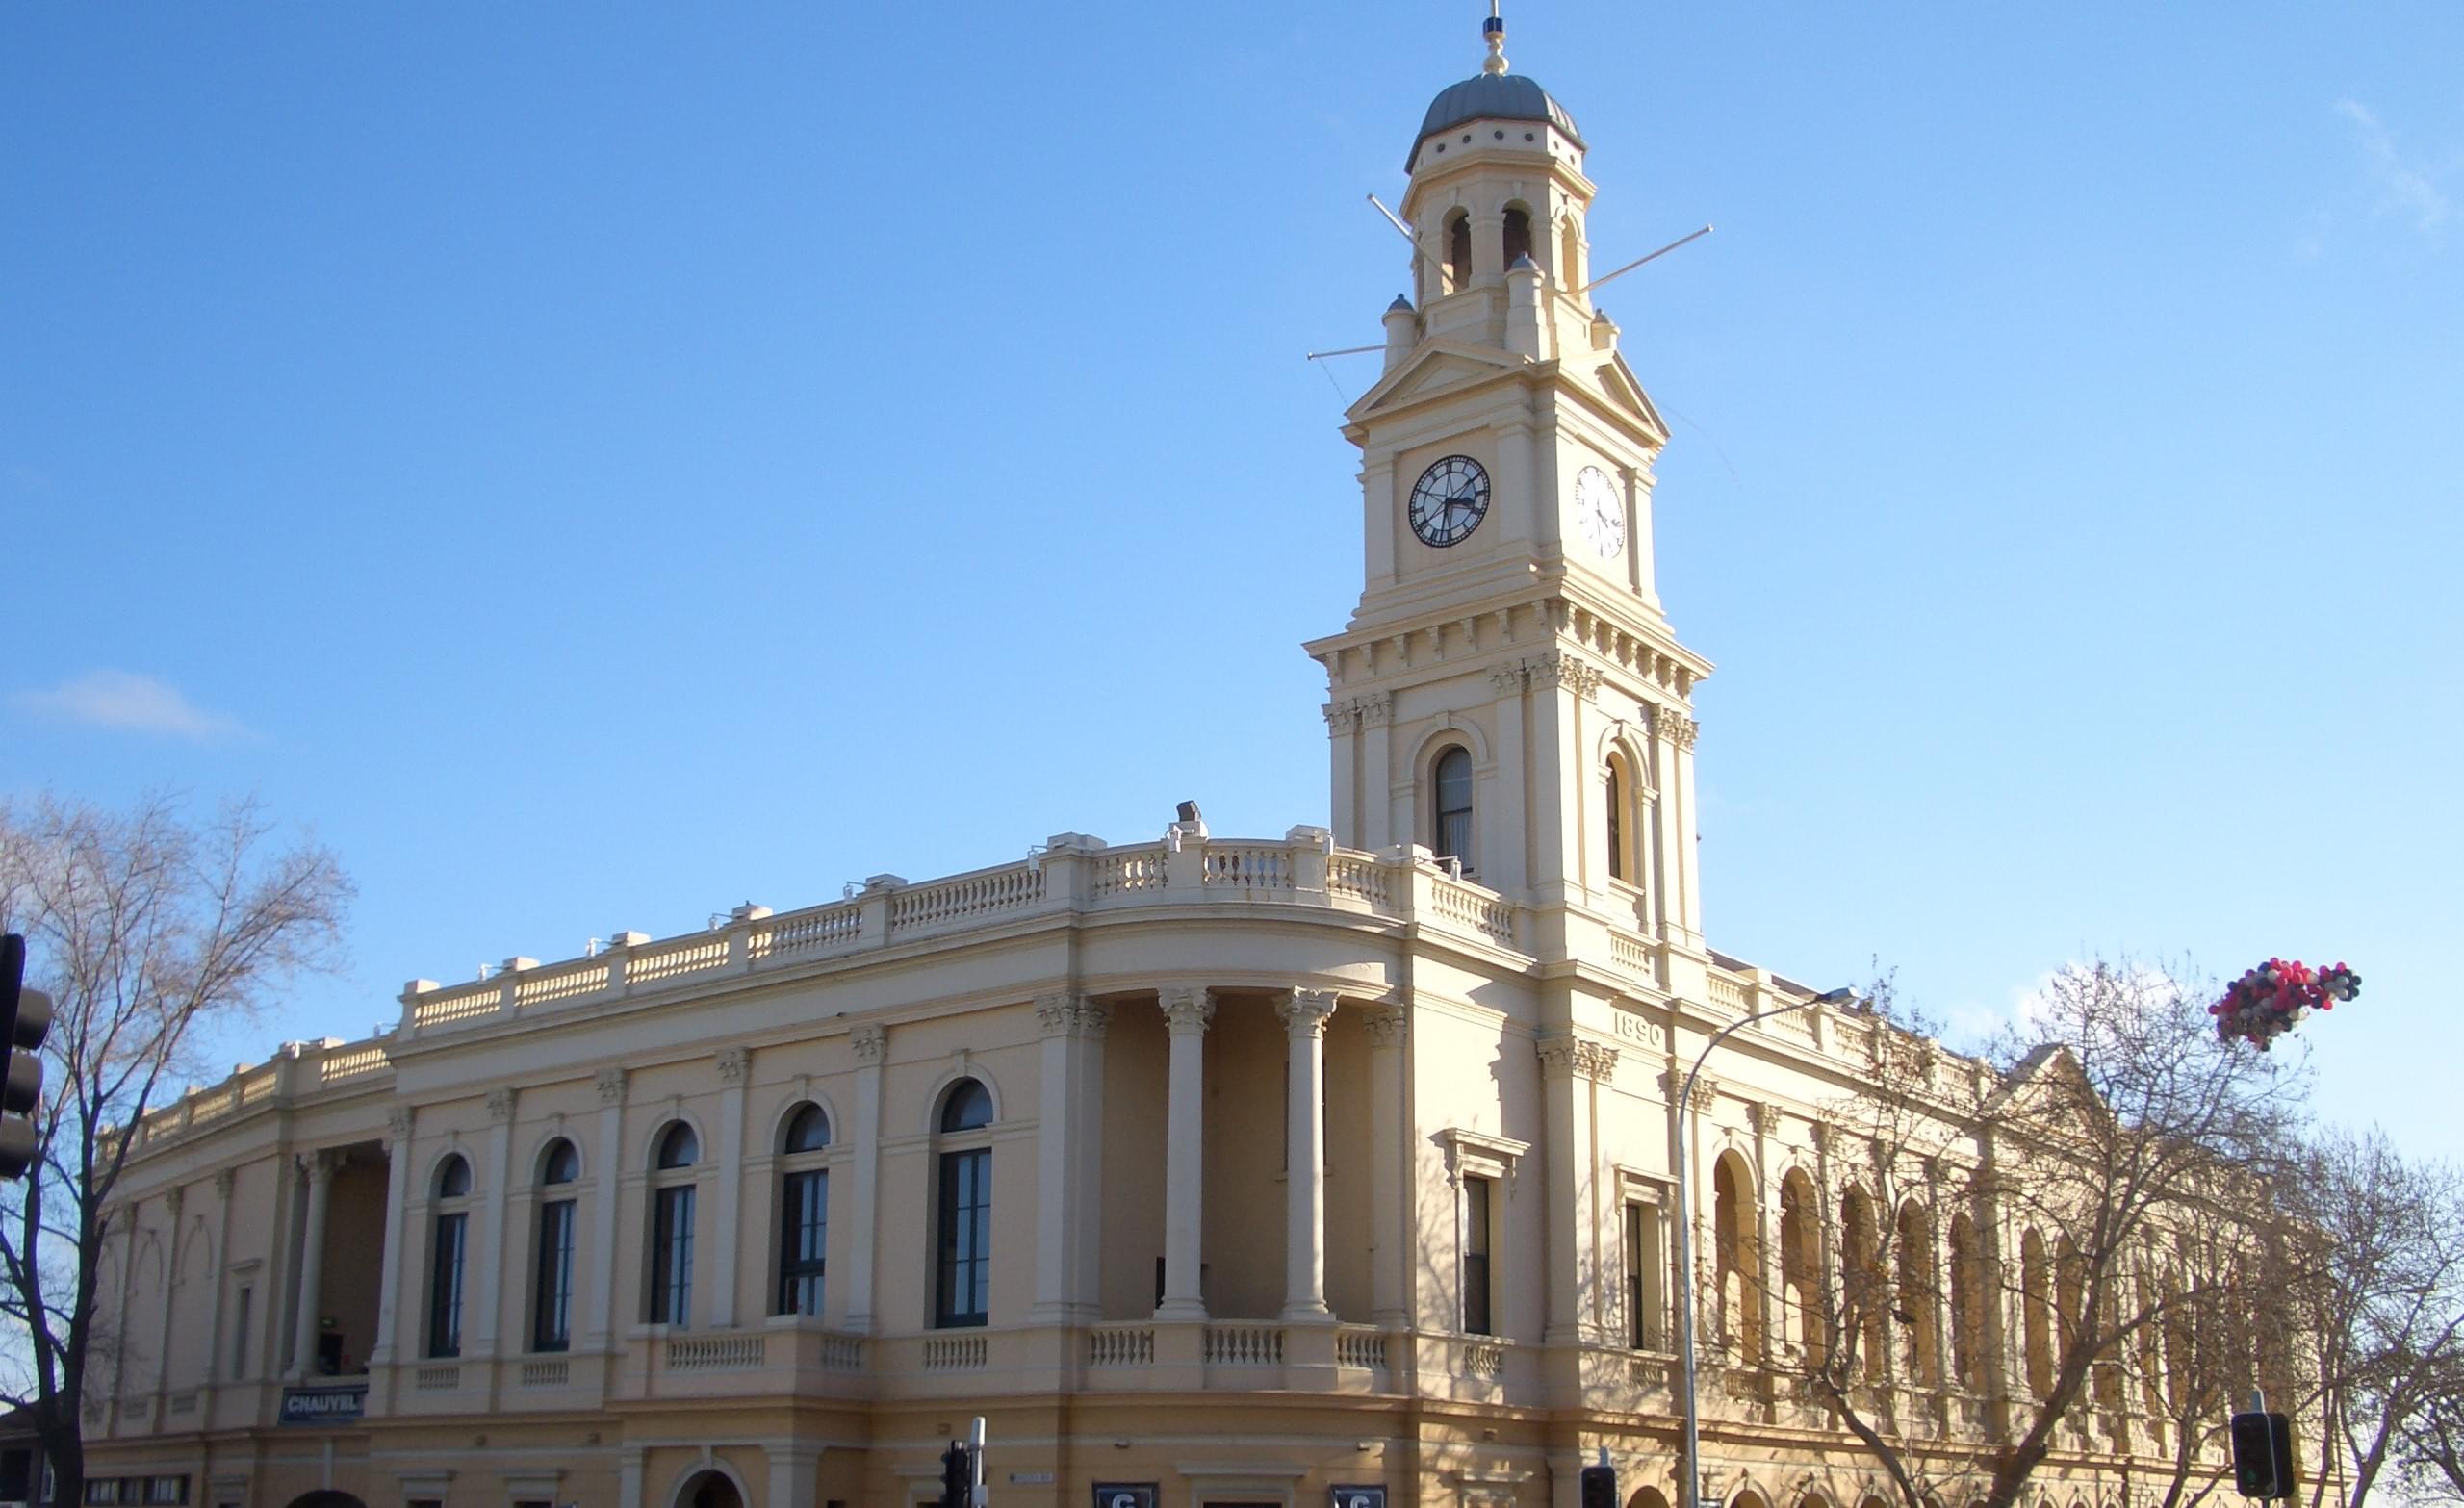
[
  {"left": 1895, "top": 1199, "right": 1939, "bottom": 1385},
  {"left": 1841, "top": 1188, "right": 1886, "bottom": 1375},
  {"left": 2021, "top": 1228, "right": 2054, "bottom": 1397},
  {"left": 1711, "top": 1153, "right": 1762, "bottom": 1357},
  {"left": 649, "top": 1122, "right": 699, "bottom": 1326},
  {"left": 1779, "top": 1170, "right": 1824, "bottom": 1363},
  {"left": 1444, "top": 210, "right": 1473, "bottom": 294},
  {"left": 1948, "top": 1213, "right": 1986, "bottom": 1388},
  {"left": 776, "top": 1104, "right": 832, "bottom": 1317},
  {"left": 935, "top": 1080, "right": 994, "bottom": 1328},
  {"left": 427, "top": 1155, "right": 473, "bottom": 1358},
  {"left": 1559, "top": 217, "right": 1583, "bottom": 290},
  {"left": 1433, "top": 746, "right": 1475, "bottom": 876},
  {"left": 1604, "top": 754, "right": 1630, "bottom": 882},
  {"left": 532, "top": 1138, "right": 579, "bottom": 1352},
  {"left": 1502, "top": 203, "right": 1534, "bottom": 270}
]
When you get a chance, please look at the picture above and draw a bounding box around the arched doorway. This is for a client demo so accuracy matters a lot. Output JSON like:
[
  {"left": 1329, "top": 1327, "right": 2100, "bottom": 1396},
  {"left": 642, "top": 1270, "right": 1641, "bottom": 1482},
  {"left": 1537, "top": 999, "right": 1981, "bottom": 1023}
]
[
  {"left": 284, "top": 1494, "right": 369, "bottom": 1508},
  {"left": 674, "top": 1470, "right": 744, "bottom": 1508}
]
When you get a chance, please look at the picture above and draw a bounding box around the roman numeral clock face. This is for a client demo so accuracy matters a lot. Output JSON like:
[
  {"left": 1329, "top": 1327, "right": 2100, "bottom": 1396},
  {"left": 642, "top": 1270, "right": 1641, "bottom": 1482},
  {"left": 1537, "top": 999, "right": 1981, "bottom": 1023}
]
[{"left": 1408, "top": 454, "right": 1490, "bottom": 548}]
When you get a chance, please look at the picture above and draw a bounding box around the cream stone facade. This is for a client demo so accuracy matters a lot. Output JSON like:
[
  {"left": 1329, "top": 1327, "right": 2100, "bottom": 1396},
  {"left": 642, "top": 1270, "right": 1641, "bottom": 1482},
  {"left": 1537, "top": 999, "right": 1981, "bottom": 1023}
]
[{"left": 74, "top": 22, "right": 2230, "bottom": 1508}]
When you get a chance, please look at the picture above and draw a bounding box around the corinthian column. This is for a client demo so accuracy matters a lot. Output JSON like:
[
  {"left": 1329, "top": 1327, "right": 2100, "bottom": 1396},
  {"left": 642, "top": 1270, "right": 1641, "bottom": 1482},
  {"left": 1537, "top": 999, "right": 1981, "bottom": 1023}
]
[
  {"left": 1279, "top": 989, "right": 1339, "bottom": 1322},
  {"left": 1155, "top": 987, "right": 1215, "bottom": 1321}
]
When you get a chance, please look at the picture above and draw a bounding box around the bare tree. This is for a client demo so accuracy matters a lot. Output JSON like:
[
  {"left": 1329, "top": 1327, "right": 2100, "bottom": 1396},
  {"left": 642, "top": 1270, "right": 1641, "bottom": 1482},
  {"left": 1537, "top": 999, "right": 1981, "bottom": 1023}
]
[
  {"left": 1773, "top": 962, "right": 2304, "bottom": 1508},
  {"left": 2282, "top": 1129, "right": 2464, "bottom": 1508},
  {"left": 0, "top": 792, "right": 350, "bottom": 1508}
]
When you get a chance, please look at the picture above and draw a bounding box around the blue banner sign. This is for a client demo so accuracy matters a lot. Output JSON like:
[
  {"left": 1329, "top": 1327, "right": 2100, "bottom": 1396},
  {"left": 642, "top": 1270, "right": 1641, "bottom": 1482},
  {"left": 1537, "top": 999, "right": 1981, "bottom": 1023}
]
[{"left": 277, "top": 1385, "right": 367, "bottom": 1426}]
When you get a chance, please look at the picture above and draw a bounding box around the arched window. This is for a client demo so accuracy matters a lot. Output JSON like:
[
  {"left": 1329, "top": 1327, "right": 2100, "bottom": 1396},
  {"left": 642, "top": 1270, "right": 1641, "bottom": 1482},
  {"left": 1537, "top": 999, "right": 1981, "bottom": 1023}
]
[
  {"left": 1433, "top": 746, "right": 1475, "bottom": 876},
  {"left": 776, "top": 1104, "right": 832, "bottom": 1317},
  {"left": 1896, "top": 1199, "right": 1939, "bottom": 1385},
  {"left": 1948, "top": 1213, "right": 1986, "bottom": 1388},
  {"left": 1604, "top": 753, "right": 1630, "bottom": 882},
  {"left": 649, "top": 1122, "right": 699, "bottom": 1325},
  {"left": 1445, "top": 210, "right": 1472, "bottom": 294},
  {"left": 1711, "top": 1153, "right": 1761, "bottom": 1357},
  {"left": 935, "top": 1080, "right": 994, "bottom": 1328},
  {"left": 1779, "top": 1171, "right": 1824, "bottom": 1362},
  {"left": 2021, "top": 1228, "right": 2054, "bottom": 1397},
  {"left": 532, "top": 1138, "right": 579, "bottom": 1352},
  {"left": 427, "top": 1155, "right": 472, "bottom": 1358},
  {"left": 1503, "top": 203, "right": 1534, "bottom": 270},
  {"left": 1841, "top": 1188, "right": 1886, "bottom": 1376},
  {"left": 1560, "top": 216, "right": 1583, "bottom": 290}
]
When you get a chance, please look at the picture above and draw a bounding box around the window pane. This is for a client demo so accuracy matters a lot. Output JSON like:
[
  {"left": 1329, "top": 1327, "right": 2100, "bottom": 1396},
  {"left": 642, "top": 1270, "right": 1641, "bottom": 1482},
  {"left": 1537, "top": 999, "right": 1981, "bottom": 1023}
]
[
  {"left": 1463, "top": 1178, "right": 1492, "bottom": 1336},
  {"left": 653, "top": 1186, "right": 695, "bottom": 1325},
  {"left": 428, "top": 1213, "right": 466, "bottom": 1357},
  {"left": 937, "top": 1148, "right": 990, "bottom": 1326},
  {"left": 778, "top": 1169, "right": 828, "bottom": 1316},
  {"left": 534, "top": 1199, "right": 576, "bottom": 1350},
  {"left": 1435, "top": 748, "right": 1475, "bottom": 870}
]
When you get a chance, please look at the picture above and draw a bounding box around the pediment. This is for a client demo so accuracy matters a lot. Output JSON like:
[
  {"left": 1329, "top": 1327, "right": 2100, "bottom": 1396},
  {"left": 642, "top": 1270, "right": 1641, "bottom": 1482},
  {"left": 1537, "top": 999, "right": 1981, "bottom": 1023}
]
[
  {"left": 1346, "top": 342, "right": 1522, "bottom": 423},
  {"left": 1582, "top": 350, "right": 1670, "bottom": 443}
]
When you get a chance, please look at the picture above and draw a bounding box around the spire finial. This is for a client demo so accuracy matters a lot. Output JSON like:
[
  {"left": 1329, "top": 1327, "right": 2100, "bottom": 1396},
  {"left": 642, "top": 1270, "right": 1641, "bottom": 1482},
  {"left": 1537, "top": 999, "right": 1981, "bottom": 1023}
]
[{"left": 1481, "top": 3, "right": 1508, "bottom": 75}]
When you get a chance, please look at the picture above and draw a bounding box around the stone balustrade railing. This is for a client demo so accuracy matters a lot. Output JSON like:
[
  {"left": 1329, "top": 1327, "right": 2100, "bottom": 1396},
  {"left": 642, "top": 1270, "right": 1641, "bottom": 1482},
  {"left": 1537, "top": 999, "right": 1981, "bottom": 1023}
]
[{"left": 393, "top": 828, "right": 1534, "bottom": 1041}]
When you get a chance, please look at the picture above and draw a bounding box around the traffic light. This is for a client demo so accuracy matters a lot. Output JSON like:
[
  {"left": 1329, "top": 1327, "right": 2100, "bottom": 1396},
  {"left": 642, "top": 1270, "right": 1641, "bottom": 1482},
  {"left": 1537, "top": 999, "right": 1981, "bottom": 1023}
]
[
  {"left": 2231, "top": 1410, "right": 2297, "bottom": 1500},
  {"left": 0, "top": 934, "right": 52, "bottom": 1181},
  {"left": 938, "top": 1441, "right": 973, "bottom": 1508},
  {"left": 1579, "top": 1465, "right": 1618, "bottom": 1508}
]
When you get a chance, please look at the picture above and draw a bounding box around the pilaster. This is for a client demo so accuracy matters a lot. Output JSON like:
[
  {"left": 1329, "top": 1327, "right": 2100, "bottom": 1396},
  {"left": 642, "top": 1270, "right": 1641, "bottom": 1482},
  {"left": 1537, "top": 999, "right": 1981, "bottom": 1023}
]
[
  {"left": 1536, "top": 1035, "right": 1618, "bottom": 1346},
  {"left": 845, "top": 1025, "right": 886, "bottom": 1333},
  {"left": 710, "top": 1047, "right": 749, "bottom": 1328},
  {"left": 584, "top": 1068, "right": 627, "bottom": 1352},
  {"left": 1032, "top": 993, "right": 1110, "bottom": 1325}
]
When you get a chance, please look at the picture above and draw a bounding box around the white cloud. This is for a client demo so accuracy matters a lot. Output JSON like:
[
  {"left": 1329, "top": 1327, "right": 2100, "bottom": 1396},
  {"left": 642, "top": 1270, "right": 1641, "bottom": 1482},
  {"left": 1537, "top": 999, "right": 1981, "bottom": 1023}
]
[
  {"left": 2338, "top": 99, "right": 2453, "bottom": 235},
  {"left": 13, "top": 670, "right": 251, "bottom": 742}
]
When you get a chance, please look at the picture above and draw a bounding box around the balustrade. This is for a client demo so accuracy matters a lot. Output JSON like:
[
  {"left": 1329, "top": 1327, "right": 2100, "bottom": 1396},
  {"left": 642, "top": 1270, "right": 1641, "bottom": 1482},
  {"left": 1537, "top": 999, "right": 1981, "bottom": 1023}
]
[
  {"left": 921, "top": 1334, "right": 988, "bottom": 1371},
  {"left": 1204, "top": 1324, "right": 1284, "bottom": 1367}
]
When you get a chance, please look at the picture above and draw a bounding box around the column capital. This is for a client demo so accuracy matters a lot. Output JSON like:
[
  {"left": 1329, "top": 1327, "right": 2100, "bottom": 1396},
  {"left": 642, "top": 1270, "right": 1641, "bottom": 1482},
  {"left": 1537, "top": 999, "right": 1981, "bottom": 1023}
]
[
  {"left": 296, "top": 1150, "right": 337, "bottom": 1184},
  {"left": 1360, "top": 1005, "right": 1408, "bottom": 1049},
  {"left": 1159, "top": 987, "right": 1216, "bottom": 1035},
  {"left": 849, "top": 1024, "right": 887, "bottom": 1062},
  {"left": 486, "top": 1087, "right": 517, "bottom": 1122},
  {"left": 1660, "top": 1067, "right": 1719, "bottom": 1109},
  {"left": 385, "top": 1105, "right": 415, "bottom": 1141},
  {"left": 213, "top": 1167, "right": 236, "bottom": 1199},
  {"left": 714, "top": 1047, "right": 750, "bottom": 1084},
  {"left": 1746, "top": 1101, "right": 1781, "bottom": 1136},
  {"left": 1537, "top": 1035, "right": 1619, "bottom": 1083},
  {"left": 1276, "top": 988, "right": 1339, "bottom": 1037},
  {"left": 1034, "top": 993, "right": 1111, "bottom": 1038},
  {"left": 594, "top": 1066, "right": 629, "bottom": 1105}
]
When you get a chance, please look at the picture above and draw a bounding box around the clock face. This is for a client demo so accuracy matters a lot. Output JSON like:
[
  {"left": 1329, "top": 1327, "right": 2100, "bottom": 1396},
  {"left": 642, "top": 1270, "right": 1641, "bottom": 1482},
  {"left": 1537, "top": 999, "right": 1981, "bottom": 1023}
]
[
  {"left": 1576, "top": 464, "right": 1625, "bottom": 560},
  {"left": 1408, "top": 454, "right": 1491, "bottom": 548}
]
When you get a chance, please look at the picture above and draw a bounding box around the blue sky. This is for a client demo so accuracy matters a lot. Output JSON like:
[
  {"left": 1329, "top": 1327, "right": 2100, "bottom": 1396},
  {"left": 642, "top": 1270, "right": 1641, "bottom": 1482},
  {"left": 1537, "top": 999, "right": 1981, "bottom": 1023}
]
[{"left": 4, "top": 4, "right": 2457, "bottom": 1155}]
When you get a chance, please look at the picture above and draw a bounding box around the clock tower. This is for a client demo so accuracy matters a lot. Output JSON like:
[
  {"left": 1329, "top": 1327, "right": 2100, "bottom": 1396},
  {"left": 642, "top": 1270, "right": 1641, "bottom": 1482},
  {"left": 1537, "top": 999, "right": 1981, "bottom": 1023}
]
[{"left": 1305, "top": 11, "right": 1713, "bottom": 979}]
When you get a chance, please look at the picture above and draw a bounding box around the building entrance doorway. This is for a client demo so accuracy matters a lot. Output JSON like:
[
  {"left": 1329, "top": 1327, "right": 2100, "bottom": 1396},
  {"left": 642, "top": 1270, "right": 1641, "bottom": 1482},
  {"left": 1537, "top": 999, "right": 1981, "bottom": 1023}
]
[
  {"left": 674, "top": 1470, "right": 743, "bottom": 1508},
  {"left": 284, "top": 1494, "right": 369, "bottom": 1508}
]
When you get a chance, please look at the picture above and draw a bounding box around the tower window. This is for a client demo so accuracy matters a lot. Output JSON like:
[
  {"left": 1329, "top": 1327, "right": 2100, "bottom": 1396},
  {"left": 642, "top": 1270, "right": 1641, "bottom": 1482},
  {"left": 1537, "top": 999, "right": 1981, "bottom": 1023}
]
[
  {"left": 1502, "top": 204, "right": 1533, "bottom": 270},
  {"left": 1433, "top": 746, "right": 1475, "bottom": 877},
  {"left": 1605, "top": 755, "right": 1627, "bottom": 882},
  {"left": 1445, "top": 211, "right": 1472, "bottom": 294}
]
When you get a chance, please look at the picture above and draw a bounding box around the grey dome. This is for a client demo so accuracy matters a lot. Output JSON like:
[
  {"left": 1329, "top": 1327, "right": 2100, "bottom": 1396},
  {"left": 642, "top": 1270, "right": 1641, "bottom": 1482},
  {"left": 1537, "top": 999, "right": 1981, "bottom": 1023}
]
[{"left": 1410, "top": 73, "right": 1582, "bottom": 169}]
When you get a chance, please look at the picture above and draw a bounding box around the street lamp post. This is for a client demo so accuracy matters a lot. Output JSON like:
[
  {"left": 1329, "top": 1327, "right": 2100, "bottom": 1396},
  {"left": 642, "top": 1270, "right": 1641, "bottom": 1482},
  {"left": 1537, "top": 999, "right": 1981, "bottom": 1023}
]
[{"left": 1673, "top": 984, "right": 1858, "bottom": 1508}]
